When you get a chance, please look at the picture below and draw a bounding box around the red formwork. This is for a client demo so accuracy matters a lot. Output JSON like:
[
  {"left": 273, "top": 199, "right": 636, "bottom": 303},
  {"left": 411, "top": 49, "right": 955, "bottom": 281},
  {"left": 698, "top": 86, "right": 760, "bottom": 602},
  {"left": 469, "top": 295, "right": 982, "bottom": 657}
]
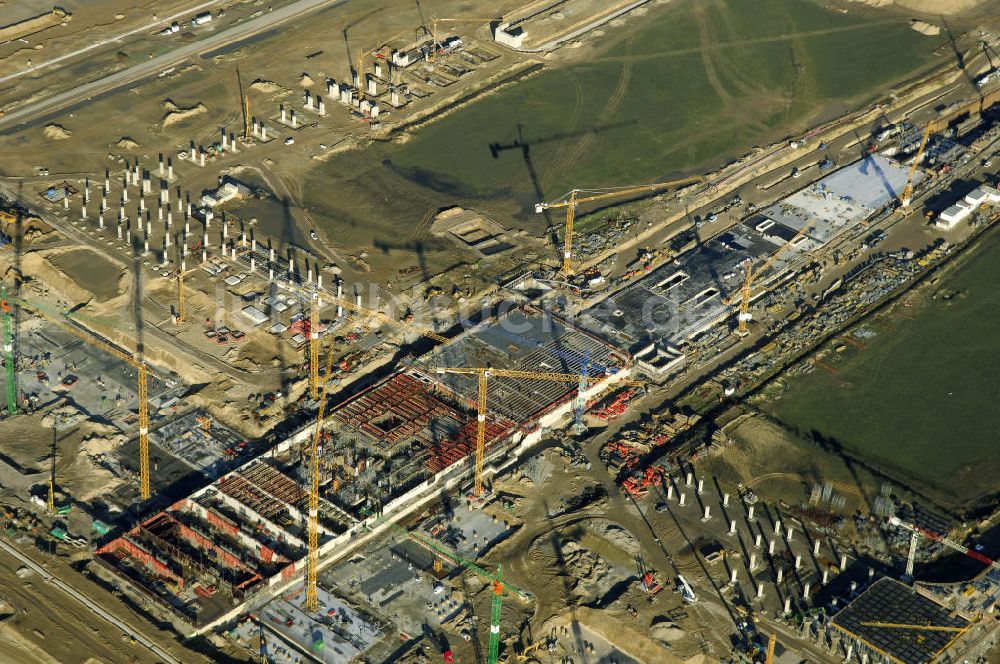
[{"left": 96, "top": 537, "right": 186, "bottom": 589}]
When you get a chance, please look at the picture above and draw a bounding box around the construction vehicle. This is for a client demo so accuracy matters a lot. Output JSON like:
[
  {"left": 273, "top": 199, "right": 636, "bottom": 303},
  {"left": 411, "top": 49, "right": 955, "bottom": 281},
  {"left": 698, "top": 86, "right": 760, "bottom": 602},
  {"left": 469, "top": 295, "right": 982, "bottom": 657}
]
[
  {"left": 535, "top": 177, "right": 701, "bottom": 275},
  {"left": 17, "top": 297, "right": 153, "bottom": 499},
  {"left": 765, "top": 633, "right": 776, "bottom": 664},
  {"left": 305, "top": 343, "right": 336, "bottom": 612},
  {"left": 639, "top": 570, "right": 664, "bottom": 596},
  {"left": 676, "top": 574, "right": 697, "bottom": 604},
  {"left": 435, "top": 367, "right": 643, "bottom": 496},
  {"left": 517, "top": 635, "right": 554, "bottom": 661},
  {"left": 732, "top": 219, "right": 816, "bottom": 336}
]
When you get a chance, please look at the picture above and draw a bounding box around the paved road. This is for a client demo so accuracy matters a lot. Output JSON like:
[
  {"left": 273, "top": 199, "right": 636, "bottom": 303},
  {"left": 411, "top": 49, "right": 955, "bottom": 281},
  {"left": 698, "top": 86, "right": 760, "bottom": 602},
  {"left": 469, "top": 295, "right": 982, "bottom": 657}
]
[
  {"left": 0, "top": 0, "right": 348, "bottom": 132},
  {"left": 0, "top": 538, "right": 183, "bottom": 664},
  {"left": 0, "top": 0, "right": 227, "bottom": 85}
]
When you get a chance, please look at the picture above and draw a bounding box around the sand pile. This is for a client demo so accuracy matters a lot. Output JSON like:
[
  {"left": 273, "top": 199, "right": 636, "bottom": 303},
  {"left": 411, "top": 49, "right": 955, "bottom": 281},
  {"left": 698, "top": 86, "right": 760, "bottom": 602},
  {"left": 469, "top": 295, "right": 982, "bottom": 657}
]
[
  {"left": 598, "top": 521, "right": 640, "bottom": 555},
  {"left": 42, "top": 123, "right": 70, "bottom": 140},
  {"left": 41, "top": 404, "right": 88, "bottom": 429},
  {"left": 250, "top": 79, "right": 290, "bottom": 95},
  {"left": 651, "top": 621, "right": 686, "bottom": 644},
  {"left": 162, "top": 99, "right": 207, "bottom": 127},
  {"left": 910, "top": 20, "right": 941, "bottom": 35},
  {"left": 21, "top": 252, "right": 94, "bottom": 306},
  {"left": 299, "top": 73, "right": 314, "bottom": 87},
  {"left": 115, "top": 136, "right": 140, "bottom": 150},
  {"left": 559, "top": 540, "right": 611, "bottom": 598}
]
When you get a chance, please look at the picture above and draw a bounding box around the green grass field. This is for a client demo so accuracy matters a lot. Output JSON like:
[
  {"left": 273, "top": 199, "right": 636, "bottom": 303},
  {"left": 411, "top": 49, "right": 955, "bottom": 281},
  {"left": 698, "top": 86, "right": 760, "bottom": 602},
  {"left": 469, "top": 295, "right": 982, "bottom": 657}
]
[
  {"left": 768, "top": 230, "right": 1000, "bottom": 506},
  {"left": 304, "top": 0, "right": 947, "bottom": 275}
]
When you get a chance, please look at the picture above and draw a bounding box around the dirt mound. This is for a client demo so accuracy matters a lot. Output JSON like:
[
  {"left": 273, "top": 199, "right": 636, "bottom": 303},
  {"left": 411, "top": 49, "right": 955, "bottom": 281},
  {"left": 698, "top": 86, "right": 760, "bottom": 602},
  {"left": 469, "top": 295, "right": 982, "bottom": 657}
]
[
  {"left": 42, "top": 123, "right": 70, "bottom": 140},
  {"left": 250, "top": 79, "right": 289, "bottom": 95},
  {"left": 849, "top": 0, "right": 987, "bottom": 13},
  {"left": 651, "top": 621, "right": 686, "bottom": 644},
  {"left": 299, "top": 73, "right": 314, "bottom": 87},
  {"left": 597, "top": 521, "right": 640, "bottom": 555},
  {"left": 115, "top": 136, "right": 140, "bottom": 150},
  {"left": 910, "top": 19, "right": 940, "bottom": 35},
  {"left": 162, "top": 99, "right": 207, "bottom": 127}
]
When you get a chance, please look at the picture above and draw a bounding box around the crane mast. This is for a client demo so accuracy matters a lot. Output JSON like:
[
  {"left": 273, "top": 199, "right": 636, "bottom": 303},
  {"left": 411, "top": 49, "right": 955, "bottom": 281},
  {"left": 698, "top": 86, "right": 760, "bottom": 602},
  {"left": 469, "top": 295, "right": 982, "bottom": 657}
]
[
  {"left": 305, "top": 344, "right": 336, "bottom": 611},
  {"left": 436, "top": 367, "right": 643, "bottom": 496},
  {"left": 1, "top": 284, "right": 16, "bottom": 414},
  {"left": 536, "top": 177, "right": 702, "bottom": 275}
]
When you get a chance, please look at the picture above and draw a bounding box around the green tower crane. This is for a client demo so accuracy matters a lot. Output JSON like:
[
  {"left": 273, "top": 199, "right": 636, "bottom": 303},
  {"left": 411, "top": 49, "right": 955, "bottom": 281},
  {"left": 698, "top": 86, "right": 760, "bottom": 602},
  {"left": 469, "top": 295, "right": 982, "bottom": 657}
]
[{"left": 1, "top": 284, "right": 16, "bottom": 414}]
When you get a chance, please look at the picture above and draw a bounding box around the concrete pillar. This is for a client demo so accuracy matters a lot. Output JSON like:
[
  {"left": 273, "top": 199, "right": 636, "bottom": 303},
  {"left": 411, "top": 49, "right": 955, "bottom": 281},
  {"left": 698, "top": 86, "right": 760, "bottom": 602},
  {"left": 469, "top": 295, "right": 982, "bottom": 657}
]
[
  {"left": 251, "top": 237, "right": 256, "bottom": 252},
  {"left": 167, "top": 211, "right": 172, "bottom": 228},
  {"left": 730, "top": 567, "right": 737, "bottom": 585},
  {"left": 186, "top": 202, "right": 192, "bottom": 218},
  {"left": 391, "top": 89, "right": 400, "bottom": 106},
  {"left": 229, "top": 131, "right": 237, "bottom": 152},
  {"left": 250, "top": 256, "right": 255, "bottom": 272},
  {"left": 241, "top": 229, "right": 246, "bottom": 247},
  {"left": 122, "top": 184, "right": 128, "bottom": 203},
  {"left": 162, "top": 249, "right": 168, "bottom": 266},
  {"left": 702, "top": 505, "right": 711, "bottom": 521},
  {"left": 795, "top": 555, "right": 801, "bottom": 570},
  {"left": 850, "top": 580, "right": 857, "bottom": 595},
  {"left": 304, "top": 90, "right": 312, "bottom": 109},
  {"left": 185, "top": 219, "right": 190, "bottom": 236},
  {"left": 222, "top": 128, "right": 228, "bottom": 150},
  {"left": 144, "top": 238, "right": 149, "bottom": 255},
  {"left": 126, "top": 227, "right": 131, "bottom": 244},
  {"left": 190, "top": 141, "right": 197, "bottom": 162},
  {"left": 749, "top": 553, "right": 757, "bottom": 570},
  {"left": 290, "top": 256, "right": 296, "bottom": 278},
  {"left": 203, "top": 247, "right": 207, "bottom": 263},
  {"left": 747, "top": 505, "right": 754, "bottom": 520},
  {"left": 307, "top": 267, "right": 313, "bottom": 284},
  {"left": 868, "top": 567, "right": 875, "bottom": 580},
  {"left": 165, "top": 231, "right": 171, "bottom": 248},
  {"left": 139, "top": 195, "right": 145, "bottom": 213},
  {"left": 143, "top": 175, "right": 151, "bottom": 195},
  {"left": 159, "top": 153, "right": 164, "bottom": 176},
  {"left": 776, "top": 569, "right": 783, "bottom": 584},
  {"left": 158, "top": 206, "right": 163, "bottom": 222},
  {"left": 81, "top": 203, "right": 87, "bottom": 220},
  {"left": 260, "top": 123, "right": 267, "bottom": 141},
  {"left": 367, "top": 77, "right": 377, "bottom": 96},
  {"left": 251, "top": 119, "right": 258, "bottom": 137},
  {"left": 317, "top": 274, "right": 322, "bottom": 289},
  {"left": 666, "top": 485, "right": 674, "bottom": 501},
  {"left": 205, "top": 210, "right": 213, "bottom": 229},
  {"left": 336, "top": 280, "right": 343, "bottom": 317},
  {"left": 813, "top": 540, "right": 821, "bottom": 556},
  {"left": 756, "top": 584, "right": 764, "bottom": 600},
  {"left": 199, "top": 151, "right": 206, "bottom": 167},
  {"left": 98, "top": 212, "right": 104, "bottom": 229},
  {"left": 280, "top": 105, "right": 286, "bottom": 123},
  {"left": 723, "top": 493, "right": 730, "bottom": 507},
  {"left": 840, "top": 554, "right": 848, "bottom": 571},
  {"left": 318, "top": 98, "right": 326, "bottom": 116},
  {"left": 728, "top": 519, "right": 736, "bottom": 536},
  {"left": 697, "top": 478, "right": 704, "bottom": 495},
  {"left": 291, "top": 110, "right": 297, "bottom": 128},
  {"left": 374, "top": 62, "right": 382, "bottom": 78},
  {"left": 845, "top": 643, "right": 853, "bottom": 661},
  {"left": 787, "top": 528, "right": 794, "bottom": 542},
  {"left": 685, "top": 472, "right": 693, "bottom": 487},
  {"left": 822, "top": 569, "right": 829, "bottom": 585},
  {"left": 119, "top": 205, "right": 125, "bottom": 222},
  {"left": 769, "top": 539, "right": 775, "bottom": 555},
  {"left": 222, "top": 222, "right": 228, "bottom": 240},
  {"left": 755, "top": 533, "right": 762, "bottom": 548},
  {"left": 679, "top": 493, "right": 686, "bottom": 507},
  {"left": 803, "top": 582, "right": 811, "bottom": 600},
  {"left": 104, "top": 171, "right": 110, "bottom": 191},
  {"left": 168, "top": 159, "right": 174, "bottom": 180},
  {"left": 146, "top": 218, "right": 152, "bottom": 236}
]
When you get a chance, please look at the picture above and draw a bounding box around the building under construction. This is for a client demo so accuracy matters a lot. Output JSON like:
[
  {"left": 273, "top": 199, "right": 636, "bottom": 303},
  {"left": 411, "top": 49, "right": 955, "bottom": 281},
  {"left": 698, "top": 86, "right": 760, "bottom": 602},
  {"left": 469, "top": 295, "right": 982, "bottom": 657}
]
[
  {"left": 92, "top": 306, "right": 625, "bottom": 631},
  {"left": 577, "top": 154, "right": 918, "bottom": 378},
  {"left": 830, "top": 577, "right": 979, "bottom": 664}
]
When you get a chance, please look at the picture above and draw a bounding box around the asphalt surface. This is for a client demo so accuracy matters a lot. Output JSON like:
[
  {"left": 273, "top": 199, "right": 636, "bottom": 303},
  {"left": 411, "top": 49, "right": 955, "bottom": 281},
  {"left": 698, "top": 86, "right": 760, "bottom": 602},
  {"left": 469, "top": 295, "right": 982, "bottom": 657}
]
[{"left": 0, "top": 0, "right": 349, "bottom": 132}]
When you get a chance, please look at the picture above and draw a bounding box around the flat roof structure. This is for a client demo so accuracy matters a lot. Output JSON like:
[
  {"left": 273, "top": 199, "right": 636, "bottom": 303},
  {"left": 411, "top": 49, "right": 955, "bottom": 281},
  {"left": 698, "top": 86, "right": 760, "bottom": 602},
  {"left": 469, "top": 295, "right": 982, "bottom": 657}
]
[
  {"left": 831, "top": 578, "right": 970, "bottom": 664},
  {"left": 579, "top": 155, "right": 917, "bottom": 361},
  {"left": 417, "top": 306, "right": 627, "bottom": 423}
]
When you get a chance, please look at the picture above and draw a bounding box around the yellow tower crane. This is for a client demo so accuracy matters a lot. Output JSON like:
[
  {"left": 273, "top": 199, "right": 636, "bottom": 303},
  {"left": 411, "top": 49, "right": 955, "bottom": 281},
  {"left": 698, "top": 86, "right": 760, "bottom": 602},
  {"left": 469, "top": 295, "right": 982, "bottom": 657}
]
[
  {"left": 535, "top": 177, "right": 702, "bottom": 276},
  {"left": 305, "top": 343, "right": 336, "bottom": 612},
  {"left": 733, "top": 219, "right": 816, "bottom": 336},
  {"left": 18, "top": 300, "right": 153, "bottom": 499},
  {"left": 898, "top": 87, "right": 1000, "bottom": 207},
  {"left": 765, "top": 633, "right": 776, "bottom": 664},
  {"left": 859, "top": 621, "right": 967, "bottom": 633},
  {"left": 435, "top": 367, "right": 644, "bottom": 496},
  {"left": 309, "top": 294, "right": 321, "bottom": 399}
]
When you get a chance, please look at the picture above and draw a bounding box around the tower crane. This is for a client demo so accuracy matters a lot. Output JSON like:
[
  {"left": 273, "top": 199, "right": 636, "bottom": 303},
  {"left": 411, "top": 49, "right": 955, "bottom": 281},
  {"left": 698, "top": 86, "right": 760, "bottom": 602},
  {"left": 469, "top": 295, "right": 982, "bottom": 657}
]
[
  {"left": 732, "top": 219, "right": 816, "bottom": 336},
  {"left": 535, "top": 177, "right": 702, "bottom": 275},
  {"left": 899, "top": 88, "right": 1000, "bottom": 206},
  {"left": 859, "top": 621, "right": 967, "bottom": 633},
  {"left": 1, "top": 284, "right": 16, "bottom": 414},
  {"left": 435, "top": 367, "right": 643, "bottom": 496},
  {"left": 17, "top": 298, "right": 153, "bottom": 499},
  {"left": 305, "top": 343, "right": 336, "bottom": 612},
  {"left": 889, "top": 514, "right": 1000, "bottom": 574},
  {"left": 309, "top": 294, "right": 321, "bottom": 399},
  {"left": 360, "top": 509, "right": 526, "bottom": 664}
]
